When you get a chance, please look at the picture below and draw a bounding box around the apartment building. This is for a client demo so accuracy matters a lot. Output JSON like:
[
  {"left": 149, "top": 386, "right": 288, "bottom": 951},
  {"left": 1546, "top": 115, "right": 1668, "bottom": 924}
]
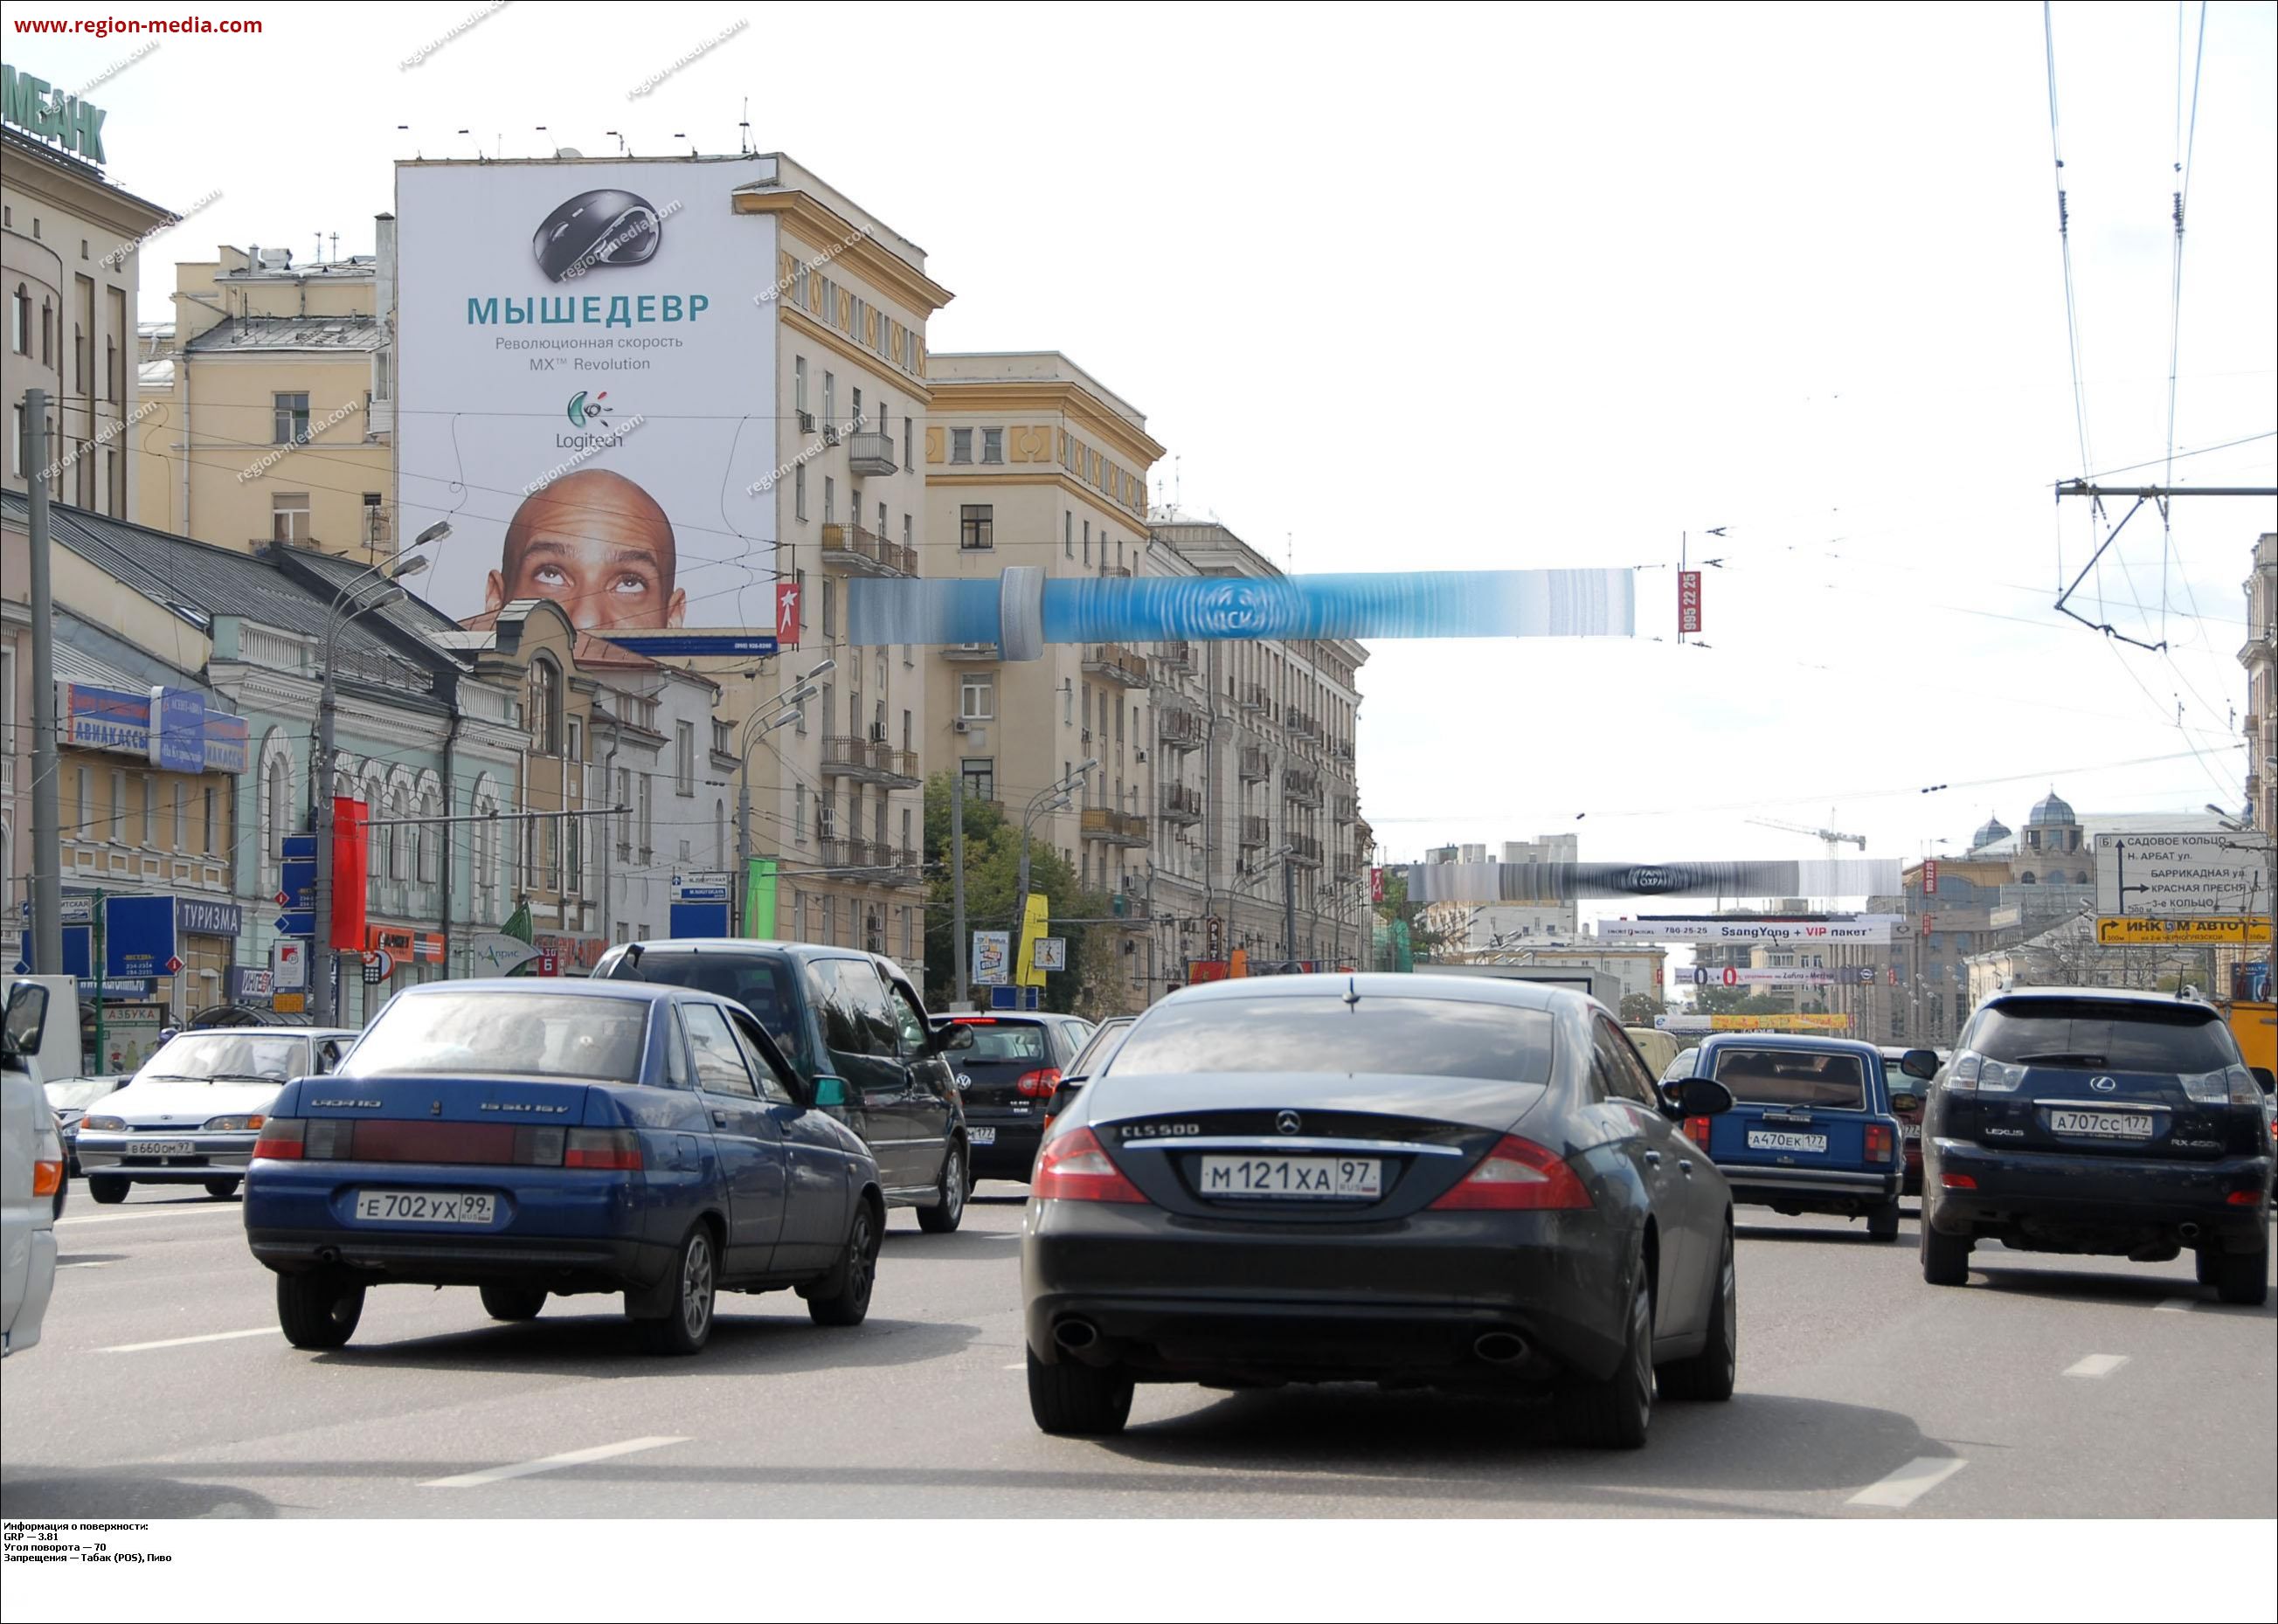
[
  {"left": 2244, "top": 532, "right": 2276, "bottom": 836},
  {"left": 1147, "top": 516, "right": 1369, "bottom": 993},
  {"left": 1416, "top": 835, "right": 1582, "bottom": 947},
  {"left": 131, "top": 236, "right": 391, "bottom": 554}
]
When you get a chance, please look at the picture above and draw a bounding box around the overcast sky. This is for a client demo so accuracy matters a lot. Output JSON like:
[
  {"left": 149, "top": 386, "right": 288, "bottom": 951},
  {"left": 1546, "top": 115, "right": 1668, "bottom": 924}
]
[{"left": 15, "top": 0, "right": 2278, "bottom": 908}]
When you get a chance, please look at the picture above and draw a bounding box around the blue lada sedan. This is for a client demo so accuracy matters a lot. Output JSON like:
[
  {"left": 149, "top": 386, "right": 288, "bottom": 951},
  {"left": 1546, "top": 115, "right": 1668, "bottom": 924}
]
[{"left": 244, "top": 979, "right": 883, "bottom": 1355}]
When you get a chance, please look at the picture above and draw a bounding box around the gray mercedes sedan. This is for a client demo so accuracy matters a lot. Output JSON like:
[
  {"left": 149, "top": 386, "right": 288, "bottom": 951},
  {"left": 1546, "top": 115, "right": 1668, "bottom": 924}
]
[{"left": 1020, "top": 974, "right": 1740, "bottom": 1448}]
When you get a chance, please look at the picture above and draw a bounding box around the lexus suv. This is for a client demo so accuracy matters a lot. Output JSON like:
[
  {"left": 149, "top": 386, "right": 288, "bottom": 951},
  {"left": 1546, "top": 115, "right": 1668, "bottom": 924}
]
[{"left": 1920, "top": 988, "right": 2274, "bottom": 1304}]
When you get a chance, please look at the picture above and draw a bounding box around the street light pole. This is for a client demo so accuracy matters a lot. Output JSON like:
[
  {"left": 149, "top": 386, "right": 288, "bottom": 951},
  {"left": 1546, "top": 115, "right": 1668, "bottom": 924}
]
[
  {"left": 23, "top": 389, "right": 63, "bottom": 975},
  {"left": 1013, "top": 758, "right": 1097, "bottom": 965},
  {"left": 734, "top": 659, "right": 830, "bottom": 937}
]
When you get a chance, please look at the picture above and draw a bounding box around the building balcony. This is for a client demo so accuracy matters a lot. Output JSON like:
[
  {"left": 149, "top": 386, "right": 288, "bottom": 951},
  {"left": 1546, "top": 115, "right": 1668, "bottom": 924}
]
[
  {"left": 1081, "top": 807, "right": 1150, "bottom": 847},
  {"left": 1284, "top": 769, "right": 1324, "bottom": 808},
  {"left": 1289, "top": 833, "right": 1325, "bottom": 868},
  {"left": 1109, "top": 890, "right": 1150, "bottom": 928},
  {"left": 1333, "top": 795, "right": 1359, "bottom": 823},
  {"left": 1156, "top": 639, "right": 1194, "bottom": 674},
  {"left": 820, "top": 522, "right": 915, "bottom": 578},
  {"left": 1332, "top": 737, "right": 1355, "bottom": 764},
  {"left": 1285, "top": 707, "right": 1321, "bottom": 742},
  {"left": 821, "top": 736, "right": 921, "bottom": 786},
  {"left": 820, "top": 837, "right": 917, "bottom": 875},
  {"left": 940, "top": 641, "right": 1000, "bottom": 661},
  {"left": 1160, "top": 782, "right": 1204, "bottom": 825},
  {"left": 847, "top": 431, "right": 897, "bottom": 477},
  {"left": 1239, "top": 814, "right": 1272, "bottom": 849},
  {"left": 1158, "top": 707, "right": 1207, "bottom": 751},
  {"left": 1083, "top": 643, "right": 1151, "bottom": 687},
  {"left": 1240, "top": 681, "right": 1270, "bottom": 712},
  {"left": 1238, "top": 745, "right": 1272, "bottom": 783},
  {"left": 1098, "top": 564, "right": 1132, "bottom": 579}
]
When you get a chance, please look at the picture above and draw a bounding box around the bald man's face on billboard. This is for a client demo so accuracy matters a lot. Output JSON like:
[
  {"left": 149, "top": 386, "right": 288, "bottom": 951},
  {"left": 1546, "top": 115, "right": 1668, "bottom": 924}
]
[{"left": 486, "top": 469, "right": 687, "bottom": 632}]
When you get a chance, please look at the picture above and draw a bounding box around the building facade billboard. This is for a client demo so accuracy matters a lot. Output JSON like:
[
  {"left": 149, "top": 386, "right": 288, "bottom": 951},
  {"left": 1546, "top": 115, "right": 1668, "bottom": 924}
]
[
  {"left": 396, "top": 159, "right": 781, "bottom": 656},
  {"left": 1599, "top": 916, "right": 1901, "bottom": 945}
]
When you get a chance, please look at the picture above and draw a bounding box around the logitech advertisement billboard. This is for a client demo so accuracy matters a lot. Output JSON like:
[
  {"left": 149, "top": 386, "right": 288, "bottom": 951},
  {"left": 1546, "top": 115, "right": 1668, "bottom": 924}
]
[{"left": 395, "top": 159, "right": 779, "bottom": 656}]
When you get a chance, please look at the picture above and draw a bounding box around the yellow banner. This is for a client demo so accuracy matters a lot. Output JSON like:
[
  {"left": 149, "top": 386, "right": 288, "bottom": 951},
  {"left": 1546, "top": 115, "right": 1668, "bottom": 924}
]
[
  {"left": 1015, "top": 893, "right": 1053, "bottom": 987},
  {"left": 2096, "top": 916, "right": 2272, "bottom": 945},
  {"left": 1712, "top": 1013, "right": 1852, "bottom": 1031}
]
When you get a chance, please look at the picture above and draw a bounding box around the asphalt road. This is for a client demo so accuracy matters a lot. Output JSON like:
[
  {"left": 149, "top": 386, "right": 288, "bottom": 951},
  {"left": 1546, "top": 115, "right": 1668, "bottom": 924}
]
[{"left": 3, "top": 1178, "right": 2272, "bottom": 1520}]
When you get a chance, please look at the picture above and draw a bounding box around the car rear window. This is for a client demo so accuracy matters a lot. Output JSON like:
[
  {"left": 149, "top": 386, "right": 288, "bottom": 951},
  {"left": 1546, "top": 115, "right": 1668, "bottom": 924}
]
[
  {"left": 1111, "top": 995, "right": 1555, "bottom": 1084},
  {"left": 1712, "top": 1047, "right": 1868, "bottom": 1109},
  {"left": 339, "top": 993, "right": 651, "bottom": 1082},
  {"left": 602, "top": 950, "right": 811, "bottom": 1074},
  {"left": 954, "top": 1022, "right": 1049, "bottom": 1064},
  {"left": 1974, "top": 999, "right": 2237, "bottom": 1072}
]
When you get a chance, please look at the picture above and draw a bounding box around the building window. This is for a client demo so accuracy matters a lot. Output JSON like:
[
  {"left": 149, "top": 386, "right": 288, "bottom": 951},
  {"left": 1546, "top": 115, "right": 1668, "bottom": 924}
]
[
  {"left": 794, "top": 461, "right": 807, "bottom": 521},
  {"left": 1083, "top": 520, "right": 1091, "bottom": 564},
  {"left": 821, "top": 578, "right": 835, "bottom": 638},
  {"left": 675, "top": 721, "right": 695, "bottom": 795},
  {"left": 950, "top": 428, "right": 973, "bottom": 465},
  {"left": 9, "top": 285, "right": 26, "bottom": 354},
  {"left": 203, "top": 784, "right": 217, "bottom": 855},
  {"left": 530, "top": 656, "right": 563, "bottom": 755},
  {"left": 823, "top": 475, "right": 834, "bottom": 525},
  {"left": 1065, "top": 511, "right": 1073, "bottom": 557},
  {"left": 273, "top": 392, "right": 312, "bottom": 445},
  {"left": 141, "top": 773, "right": 155, "bottom": 846},
  {"left": 981, "top": 427, "right": 1004, "bottom": 464},
  {"left": 174, "top": 783, "right": 188, "bottom": 852},
  {"left": 960, "top": 673, "right": 994, "bottom": 721},
  {"left": 961, "top": 757, "right": 995, "bottom": 805},
  {"left": 794, "top": 355, "right": 807, "bottom": 416},
  {"left": 822, "top": 370, "right": 835, "bottom": 430},
  {"left": 903, "top": 414, "right": 912, "bottom": 470},
  {"left": 959, "top": 504, "right": 994, "bottom": 550},
  {"left": 263, "top": 756, "right": 292, "bottom": 883},
  {"left": 851, "top": 386, "right": 863, "bottom": 430},
  {"left": 272, "top": 492, "right": 311, "bottom": 543},
  {"left": 794, "top": 782, "right": 807, "bottom": 846}
]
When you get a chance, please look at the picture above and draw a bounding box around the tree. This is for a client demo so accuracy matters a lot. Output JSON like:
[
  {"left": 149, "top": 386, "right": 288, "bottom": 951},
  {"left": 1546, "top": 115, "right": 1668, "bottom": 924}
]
[
  {"left": 1370, "top": 870, "right": 1452, "bottom": 970},
  {"left": 921, "top": 774, "right": 1113, "bottom": 1014},
  {"left": 1619, "top": 992, "right": 1665, "bottom": 1026}
]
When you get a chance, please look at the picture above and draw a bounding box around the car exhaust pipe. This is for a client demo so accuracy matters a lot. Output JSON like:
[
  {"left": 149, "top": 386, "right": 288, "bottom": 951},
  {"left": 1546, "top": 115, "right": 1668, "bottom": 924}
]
[
  {"left": 1473, "top": 1331, "right": 1528, "bottom": 1364},
  {"left": 1053, "top": 1318, "right": 1099, "bottom": 1353},
  {"left": 2178, "top": 1223, "right": 2200, "bottom": 1241},
  {"left": 316, "top": 1247, "right": 342, "bottom": 1266}
]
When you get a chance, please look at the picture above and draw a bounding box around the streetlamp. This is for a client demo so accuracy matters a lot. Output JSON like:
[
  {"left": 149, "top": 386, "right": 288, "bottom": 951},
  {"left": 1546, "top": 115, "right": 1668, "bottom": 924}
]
[
  {"left": 310, "top": 542, "right": 439, "bottom": 1025},
  {"left": 734, "top": 658, "right": 833, "bottom": 936},
  {"left": 1013, "top": 758, "right": 1097, "bottom": 968}
]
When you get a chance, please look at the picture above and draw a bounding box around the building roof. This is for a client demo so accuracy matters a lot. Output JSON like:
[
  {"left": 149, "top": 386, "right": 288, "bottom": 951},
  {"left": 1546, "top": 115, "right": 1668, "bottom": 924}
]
[
  {"left": 2026, "top": 789, "right": 2077, "bottom": 826},
  {"left": 184, "top": 314, "right": 385, "bottom": 354},
  {"left": 0, "top": 126, "right": 176, "bottom": 224},
  {"left": 1970, "top": 812, "right": 2011, "bottom": 850}
]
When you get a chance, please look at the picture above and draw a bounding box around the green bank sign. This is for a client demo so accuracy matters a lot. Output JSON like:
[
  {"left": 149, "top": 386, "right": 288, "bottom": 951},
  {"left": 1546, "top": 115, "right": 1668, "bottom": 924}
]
[{"left": 1, "top": 65, "right": 107, "bottom": 164}]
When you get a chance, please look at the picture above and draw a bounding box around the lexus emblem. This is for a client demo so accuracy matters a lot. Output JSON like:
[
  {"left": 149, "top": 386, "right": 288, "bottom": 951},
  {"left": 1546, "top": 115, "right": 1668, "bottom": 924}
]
[
  {"left": 2089, "top": 1076, "right": 2117, "bottom": 1093},
  {"left": 431, "top": 1100, "right": 444, "bottom": 1115},
  {"left": 1275, "top": 1109, "right": 1302, "bottom": 1136}
]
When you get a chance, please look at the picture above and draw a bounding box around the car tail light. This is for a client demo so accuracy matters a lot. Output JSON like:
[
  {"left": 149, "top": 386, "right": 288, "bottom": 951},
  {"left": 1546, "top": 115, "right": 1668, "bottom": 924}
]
[
  {"left": 1429, "top": 1136, "right": 1592, "bottom": 1212},
  {"left": 1031, "top": 1126, "right": 1146, "bottom": 1203},
  {"left": 1016, "top": 1068, "right": 1062, "bottom": 1098},
  {"left": 1866, "top": 1124, "right": 1894, "bottom": 1163},
  {"left": 1947, "top": 1052, "right": 2025, "bottom": 1095},
  {"left": 564, "top": 1129, "right": 642, "bottom": 1171},
  {"left": 32, "top": 1158, "right": 63, "bottom": 1197},
  {"left": 253, "top": 1119, "right": 306, "bottom": 1160},
  {"left": 1942, "top": 1171, "right": 1977, "bottom": 1190},
  {"left": 1683, "top": 1116, "right": 1713, "bottom": 1148},
  {"left": 2227, "top": 1189, "right": 2266, "bottom": 1206},
  {"left": 2182, "top": 1066, "right": 2263, "bottom": 1108}
]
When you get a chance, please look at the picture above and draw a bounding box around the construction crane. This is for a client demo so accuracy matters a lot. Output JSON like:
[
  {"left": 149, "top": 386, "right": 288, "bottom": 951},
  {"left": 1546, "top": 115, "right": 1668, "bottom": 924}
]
[{"left": 1748, "top": 812, "right": 1868, "bottom": 863}]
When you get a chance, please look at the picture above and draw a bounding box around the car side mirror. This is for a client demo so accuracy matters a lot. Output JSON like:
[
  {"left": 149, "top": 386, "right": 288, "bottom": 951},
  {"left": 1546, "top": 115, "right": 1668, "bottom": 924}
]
[
  {"left": 1899, "top": 1048, "right": 1940, "bottom": 1081},
  {"left": 1677, "top": 1078, "right": 1735, "bottom": 1117},
  {"left": 814, "top": 1075, "right": 848, "bottom": 1109},
  {"left": 936, "top": 1023, "right": 976, "bottom": 1053},
  {"left": 1890, "top": 1089, "right": 1922, "bottom": 1114},
  {"left": 2254, "top": 1067, "right": 2275, "bottom": 1096}
]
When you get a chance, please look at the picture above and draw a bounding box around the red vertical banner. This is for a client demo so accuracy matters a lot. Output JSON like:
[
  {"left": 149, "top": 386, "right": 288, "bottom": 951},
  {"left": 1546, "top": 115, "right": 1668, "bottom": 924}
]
[
  {"left": 1921, "top": 859, "right": 1940, "bottom": 895},
  {"left": 775, "top": 579, "right": 802, "bottom": 646},
  {"left": 331, "top": 797, "right": 369, "bottom": 950},
  {"left": 1678, "top": 570, "right": 1703, "bottom": 634},
  {"left": 1368, "top": 866, "right": 1384, "bottom": 904}
]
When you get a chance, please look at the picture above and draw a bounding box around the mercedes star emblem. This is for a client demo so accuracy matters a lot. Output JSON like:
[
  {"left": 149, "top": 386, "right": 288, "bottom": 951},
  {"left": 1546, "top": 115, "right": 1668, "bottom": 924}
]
[{"left": 1275, "top": 1109, "right": 1302, "bottom": 1135}]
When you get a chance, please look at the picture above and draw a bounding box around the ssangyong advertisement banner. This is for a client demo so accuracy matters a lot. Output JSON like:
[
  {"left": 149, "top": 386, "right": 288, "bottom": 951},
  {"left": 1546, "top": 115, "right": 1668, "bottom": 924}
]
[{"left": 396, "top": 159, "right": 779, "bottom": 656}]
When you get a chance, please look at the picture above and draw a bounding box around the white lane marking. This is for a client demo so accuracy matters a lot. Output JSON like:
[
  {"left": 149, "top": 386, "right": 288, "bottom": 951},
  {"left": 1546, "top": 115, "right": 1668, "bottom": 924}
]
[
  {"left": 1848, "top": 1456, "right": 1967, "bottom": 1510},
  {"left": 2064, "top": 1353, "right": 2129, "bottom": 1379},
  {"left": 2155, "top": 1296, "right": 2198, "bottom": 1313},
  {"left": 103, "top": 1327, "right": 278, "bottom": 1354},
  {"left": 56, "top": 1260, "right": 115, "bottom": 1269},
  {"left": 57, "top": 1204, "right": 245, "bottom": 1228},
  {"left": 1002, "top": 1362, "right": 1025, "bottom": 1371},
  {"left": 421, "top": 1435, "right": 688, "bottom": 1489}
]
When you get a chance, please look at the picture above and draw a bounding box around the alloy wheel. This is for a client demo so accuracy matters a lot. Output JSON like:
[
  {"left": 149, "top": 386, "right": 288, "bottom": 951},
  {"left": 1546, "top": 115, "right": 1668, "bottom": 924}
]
[{"left": 682, "top": 1232, "right": 715, "bottom": 1343}]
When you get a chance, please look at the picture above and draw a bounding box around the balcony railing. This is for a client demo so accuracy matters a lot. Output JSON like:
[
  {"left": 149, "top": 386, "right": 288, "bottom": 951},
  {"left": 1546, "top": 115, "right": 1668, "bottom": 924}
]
[
  {"left": 1239, "top": 814, "right": 1272, "bottom": 848},
  {"left": 1285, "top": 706, "right": 1321, "bottom": 742},
  {"left": 940, "top": 641, "right": 1000, "bottom": 661},
  {"left": 820, "top": 837, "right": 918, "bottom": 875},
  {"left": 1160, "top": 782, "right": 1204, "bottom": 824},
  {"left": 1288, "top": 833, "right": 1324, "bottom": 867},
  {"left": 1284, "top": 770, "right": 1323, "bottom": 807},
  {"left": 1237, "top": 745, "right": 1272, "bottom": 782},
  {"left": 820, "top": 522, "right": 916, "bottom": 578},
  {"left": 1081, "top": 806, "right": 1151, "bottom": 847},
  {"left": 821, "top": 736, "right": 921, "bottom": 786},
  {"left": 1082, "top": 643, "right": 1150, "bottom": 687},
  {"left": 1333, "top": 795, "right": 1359, "bottom": 823},
  {"left": 846, "top": 431, "right": 897, "bottom": 477},
  {"left": 1332, "top": 737, "right": 1355, "bottom": 764},
  {"left": 1156, "top": 639, "right": 1194, "bottom": 674},
  {"left": 1240, "top": 681, "right": 1270, "bottom": 712},
  {"left": 1157, "top": 707, "right": 1206, "bottom": 750},
  {"left": 1098, "top": 564, "right": 1132, "bottom": 579}
]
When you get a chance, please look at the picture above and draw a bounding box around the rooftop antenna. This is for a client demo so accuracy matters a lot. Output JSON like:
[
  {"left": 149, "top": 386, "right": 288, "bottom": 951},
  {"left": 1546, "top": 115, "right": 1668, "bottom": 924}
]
[
  {"left": 1174, "top": 454, "right": 1181, "bottom": 508},
  {"left": 329, "top": 232, "right": 339, "bottom": 265},
  {"left": 397, "top": 124, "right": 419, "bottom": 160},
  {"left": 605, "top": 129, "right": 629, "bottom": 156},
  {"left": 675, "top": 131, "right": 696, "bottom": 156},
  {"left": 738, "top": 98, "right": 752, "bottom": 155},
  {"left": 312, "top": 232, "right": 322, "bottom": 265}
]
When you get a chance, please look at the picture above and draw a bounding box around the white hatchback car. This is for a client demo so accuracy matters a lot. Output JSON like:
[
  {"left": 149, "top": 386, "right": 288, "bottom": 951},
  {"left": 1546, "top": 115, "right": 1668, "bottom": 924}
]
[{"left": 74, "top": 1026, "right": 357, "bottom": 1203}]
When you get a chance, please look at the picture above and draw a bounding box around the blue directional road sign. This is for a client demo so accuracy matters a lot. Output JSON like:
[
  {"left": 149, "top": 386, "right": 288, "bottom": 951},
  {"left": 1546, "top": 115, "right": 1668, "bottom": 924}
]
[
  {"left": 104, "top": 894, "right": 180, "bottom": 978},
  {"left": 275, "top": 912, "right": 315, "bottom": 939},
  {"left": 282, "top": 833, "right": 318, "bottom": 861},
  {"left": 279, "top": 860, "right": 316, "bottom": 910}
]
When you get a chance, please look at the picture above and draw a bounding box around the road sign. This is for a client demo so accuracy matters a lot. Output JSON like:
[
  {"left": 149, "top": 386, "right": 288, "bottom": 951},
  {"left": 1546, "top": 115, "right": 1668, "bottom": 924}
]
[
  {"left": 535, "top": 952, "right": 562, "bottom": 977},
  {"left": 280, "top": 859, "right": 316, "bottom": 909},
  {"left": 17, "top": 895, "right": 95, "bottom": 925},
  {"left": 282, "top": 833, "right": 318, "bottom": 861},
  {"left": 103, "top": 895, "right": 178, "bottom": 978},
  {"left": 670, "top": 872, "right": 731, "bottom": 904},
  {"left": 276, "top": 912, "right": 315, "bottom": 938},
  {"left": 2095, "top": 832, "right": 2268, "bottom": 918},
  {"left": 2097, "top": 916, "right": 2272, "bottom": 945},
  {"left": 668, "top": 901, "right": 730, "bottom": 938}
]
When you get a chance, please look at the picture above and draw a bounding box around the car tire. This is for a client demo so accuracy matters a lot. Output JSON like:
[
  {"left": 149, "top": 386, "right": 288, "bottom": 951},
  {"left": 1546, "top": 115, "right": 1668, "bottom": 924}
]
[
  {"left": 479, "top": 1284, "right": 547, "bottom": 1322},
  {"left": 634, "top": 1226, "right": 717, "bottom": 1356},
  {"left": 807, "top": 1199, "right": 882, "bottom": 1327},
  {"left": 1921, "top": 1218, "right": 1972, "bottom": 1286},
  {"left": 87, "top": 1175, "right": 129, "bottom": 1205},
  {"left": 1026, "top": 1344, "right": 1135, "bottom": 1435},
  {"left": 1562, "top": 1268, "right": 1654, "bottom": 1449},
  {"left": 915, "top": 1144, "right": 968, "bottom": 1234},
  {"left": 277, "top": 1272, "right": 364, "bottom": 1351},
  {"left": 2211, "top": 1246, "right": 2270, "bottom": 1308},
  {"left": 1867, "top": 1201, "right": 1901, "bottom": 1241},
  {"left": 204, "top": 1177, "right": 241, "bottom": 1200},
  {"left": 1659, "top": 1225, "right": 1736, "bottom": 1402}
]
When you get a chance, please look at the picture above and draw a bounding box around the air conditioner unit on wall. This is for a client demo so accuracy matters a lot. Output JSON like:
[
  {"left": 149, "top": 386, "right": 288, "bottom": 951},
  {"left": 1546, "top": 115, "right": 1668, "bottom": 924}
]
[{"left": 952, "top": 719, "right": 970, "bottom": 733}]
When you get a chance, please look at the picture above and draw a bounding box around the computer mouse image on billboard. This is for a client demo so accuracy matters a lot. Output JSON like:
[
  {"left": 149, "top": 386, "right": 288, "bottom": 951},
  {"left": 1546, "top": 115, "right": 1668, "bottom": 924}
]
[{"left": 533, "top": 189, "right": 664, "bottom": 281}]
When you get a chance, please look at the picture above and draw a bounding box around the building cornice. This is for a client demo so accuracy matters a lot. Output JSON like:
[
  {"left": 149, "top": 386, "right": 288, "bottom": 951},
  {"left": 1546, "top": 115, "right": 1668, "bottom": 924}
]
[
  {"left": 777, "top": 305, "right": 933, "bottom": 404},
  {"left": 737, "top": 191, "right": 955, "bottom": 315},
  {"left": 926, "top": 379, "right": 1166, "bottom": 469}
]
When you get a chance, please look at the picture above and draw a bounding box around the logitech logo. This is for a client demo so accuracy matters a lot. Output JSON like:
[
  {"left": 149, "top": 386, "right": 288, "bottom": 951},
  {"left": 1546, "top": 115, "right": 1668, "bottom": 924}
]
[{"left": 567, "top": 390, "right": 611, "bottom": 429}]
